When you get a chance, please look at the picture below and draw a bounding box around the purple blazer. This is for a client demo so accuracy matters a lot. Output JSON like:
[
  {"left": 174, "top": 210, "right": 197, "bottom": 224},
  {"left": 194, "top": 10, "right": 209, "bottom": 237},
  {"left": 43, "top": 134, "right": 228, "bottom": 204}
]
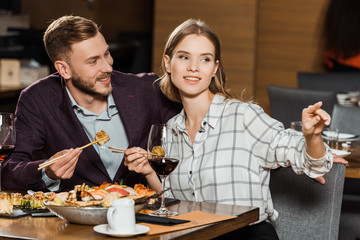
[{"left": 2, "top": 71, "right": 181, "bottom": 191}]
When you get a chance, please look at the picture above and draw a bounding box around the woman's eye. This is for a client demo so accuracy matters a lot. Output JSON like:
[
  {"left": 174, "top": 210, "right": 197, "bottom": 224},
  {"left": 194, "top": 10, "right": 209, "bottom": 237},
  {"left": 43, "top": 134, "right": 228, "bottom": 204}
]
[
  {"left": 201, "top": 58, "right": 211, "bottom": 62},
  {"left": 179, "top": 55, "right": 188, "bottom": 60}
]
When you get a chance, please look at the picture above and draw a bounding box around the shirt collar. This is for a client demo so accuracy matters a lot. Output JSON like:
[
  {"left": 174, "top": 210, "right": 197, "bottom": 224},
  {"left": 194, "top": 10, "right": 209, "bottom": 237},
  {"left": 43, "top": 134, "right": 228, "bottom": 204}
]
[
  {"left": 65, "top": 86, "right": 79, "bottom": 108},
  {"left": 173, "top": 94, "right": 226, "bottom": 132},
  {"left": 65, "top": 86, "right": 116, "bottom": 115}
]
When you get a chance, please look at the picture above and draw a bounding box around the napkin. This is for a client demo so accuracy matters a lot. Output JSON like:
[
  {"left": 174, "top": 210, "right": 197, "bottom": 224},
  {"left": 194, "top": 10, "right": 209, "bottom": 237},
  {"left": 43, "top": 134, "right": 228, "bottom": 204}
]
[
  {"left": 142, "top": 210, "right": 238, "bottom": 235},
  {"left": 31, "top": 212, "right": 56, "bottom": 217},
  {"left": 145, "top": 198, "right": 180, "bottom": 210},
  {"left": 136, "top": 213, "right": 190, "bottom": 226}
]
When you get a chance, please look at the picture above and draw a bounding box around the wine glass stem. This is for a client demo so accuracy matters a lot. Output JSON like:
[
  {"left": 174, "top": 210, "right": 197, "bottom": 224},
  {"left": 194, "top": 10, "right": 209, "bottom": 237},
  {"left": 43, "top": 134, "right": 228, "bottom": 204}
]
[{"left": 160, "top": 176, "right": 166, "bottom": 209}]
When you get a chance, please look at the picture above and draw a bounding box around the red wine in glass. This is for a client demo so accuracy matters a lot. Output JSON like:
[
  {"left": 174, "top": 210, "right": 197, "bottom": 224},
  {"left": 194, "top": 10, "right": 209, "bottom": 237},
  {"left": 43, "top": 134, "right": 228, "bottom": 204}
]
[
  {"left": 0, "top": 113, "right": 16, "bottom": 191},
  {"left": 148, "top": 157, "right": 179, "bottom": 177},
  {"left": 0, "top": 145, "right": 15, "bottom": 162},
  {"left": 147, "top": 124, "right": 180, "bottom": 217}
]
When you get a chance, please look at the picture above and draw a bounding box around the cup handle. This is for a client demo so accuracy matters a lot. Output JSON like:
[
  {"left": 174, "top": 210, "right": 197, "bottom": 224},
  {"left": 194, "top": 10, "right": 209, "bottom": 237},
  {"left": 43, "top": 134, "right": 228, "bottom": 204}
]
[{"left": 107, "top": 208, "right": 115, "bottom": 229}]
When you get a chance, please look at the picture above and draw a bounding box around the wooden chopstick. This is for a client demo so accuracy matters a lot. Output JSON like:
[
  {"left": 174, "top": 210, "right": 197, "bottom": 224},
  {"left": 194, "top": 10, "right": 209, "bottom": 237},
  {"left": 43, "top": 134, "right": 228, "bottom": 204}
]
[
  {"left": 78, "top": 136, "right": 108, "bottom": 150},
  {"left": 112, "top": 150, "right": 125, "bottom": 153},
  {"left": 37, "top": 136, "right": 109, "bottom": 170},
  {"left": 108, "top": 146, "right": 126, "bottom": 152},
  {"left": 37, "top": 151, "right": 71, "bottom": 170},
  {"left": 108, "top": 146, "right": 156, "bottom": 156}
]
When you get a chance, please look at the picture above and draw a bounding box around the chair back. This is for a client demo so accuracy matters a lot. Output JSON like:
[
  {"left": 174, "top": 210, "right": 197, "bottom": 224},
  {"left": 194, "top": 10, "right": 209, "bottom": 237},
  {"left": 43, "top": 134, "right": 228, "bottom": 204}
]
[
  {"left": 270, "top": 163, "right": 345, "bottom": 240},
  {"left": 267, "top": 85, "right": 336, "bottom": 128},
  {"left": 339, "top": 178, "right": 360, "bottom": 239},
  {"left": 330, "top": 104, "right": 360, "bottom": 135},
  {"left": 297, "top": 72, "right": 360, "bottom": 92}
]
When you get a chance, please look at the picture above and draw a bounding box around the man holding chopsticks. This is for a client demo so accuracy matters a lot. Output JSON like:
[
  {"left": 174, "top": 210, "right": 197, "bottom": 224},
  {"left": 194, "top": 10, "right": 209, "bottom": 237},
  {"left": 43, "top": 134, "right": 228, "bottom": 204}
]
[{"left": 2, "top": 15, "right": 181, "bottom": 192}]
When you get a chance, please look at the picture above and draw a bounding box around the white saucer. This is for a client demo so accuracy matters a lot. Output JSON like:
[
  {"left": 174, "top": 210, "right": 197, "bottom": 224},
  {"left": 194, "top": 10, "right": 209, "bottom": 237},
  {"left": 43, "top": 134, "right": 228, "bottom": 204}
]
[
  {"left": 331, "top": 149, "right": 351, "bottom": 158},
  {"left": 93, "top": 224, "right": 150, "bottom": 237}
]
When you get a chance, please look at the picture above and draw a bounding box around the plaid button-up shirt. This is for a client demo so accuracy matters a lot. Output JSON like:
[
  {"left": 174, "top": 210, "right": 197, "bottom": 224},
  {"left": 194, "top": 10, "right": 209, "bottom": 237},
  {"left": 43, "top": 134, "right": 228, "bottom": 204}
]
[{"left": 166, "top": 94, "right": 333, "bottom": 222}]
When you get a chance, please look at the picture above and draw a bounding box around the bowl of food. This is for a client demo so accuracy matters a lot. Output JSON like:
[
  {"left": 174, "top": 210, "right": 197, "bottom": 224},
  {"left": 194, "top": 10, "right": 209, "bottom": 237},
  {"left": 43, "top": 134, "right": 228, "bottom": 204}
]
[
  {"left": 44, "top": 182, "right": 160, "bottom": 225},
  {"left": 45, "top": 202, "right": 146, "bottom": 225}
]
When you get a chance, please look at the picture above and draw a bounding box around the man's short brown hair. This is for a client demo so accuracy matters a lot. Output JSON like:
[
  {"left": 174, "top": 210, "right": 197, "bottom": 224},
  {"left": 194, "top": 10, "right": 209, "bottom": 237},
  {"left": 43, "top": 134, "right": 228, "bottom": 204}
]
[{"left": 43, "top": 15, "right": 99, "bottom": 62}]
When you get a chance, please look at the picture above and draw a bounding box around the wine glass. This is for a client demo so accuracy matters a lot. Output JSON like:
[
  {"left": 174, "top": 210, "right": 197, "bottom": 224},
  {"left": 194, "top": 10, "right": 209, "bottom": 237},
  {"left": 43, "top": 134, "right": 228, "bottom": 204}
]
[
  {"left": 147, "top": 124, "right": 179, "bottom": 217},
  {"left": 0, "top": 113, "right": 15, "bottom": 191}
]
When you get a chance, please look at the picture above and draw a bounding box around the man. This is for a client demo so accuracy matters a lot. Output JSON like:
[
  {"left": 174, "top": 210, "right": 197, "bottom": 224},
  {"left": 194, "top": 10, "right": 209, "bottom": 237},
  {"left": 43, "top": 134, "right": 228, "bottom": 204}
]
[{"left": 2, "top": 15, "right": 181, "bottom": 192}]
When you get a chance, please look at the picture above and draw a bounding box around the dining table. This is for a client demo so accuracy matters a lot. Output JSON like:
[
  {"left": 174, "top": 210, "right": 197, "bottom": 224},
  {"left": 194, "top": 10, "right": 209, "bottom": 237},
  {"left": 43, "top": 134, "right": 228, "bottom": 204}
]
[
  {"left": 343, "top": 140, "right": 360, "bottom": 179},
  {"left": 0, "top": 200, "right": 259, "bottom": 240}
]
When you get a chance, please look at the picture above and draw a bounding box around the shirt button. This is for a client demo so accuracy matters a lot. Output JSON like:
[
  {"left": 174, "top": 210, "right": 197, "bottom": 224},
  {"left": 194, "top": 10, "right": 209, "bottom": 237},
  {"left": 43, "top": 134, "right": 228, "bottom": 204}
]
[
  {"left": 192, "top": 192, "right": 195, "bottom": 196},
  {"left": 189, "top": 171, "right": 192, "bottom": 175}
]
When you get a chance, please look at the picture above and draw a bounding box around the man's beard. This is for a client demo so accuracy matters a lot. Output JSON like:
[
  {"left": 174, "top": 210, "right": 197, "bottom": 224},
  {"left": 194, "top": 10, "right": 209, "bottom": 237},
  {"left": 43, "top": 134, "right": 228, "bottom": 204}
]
[{"left": 71, "top": 73, "right": 112, "bottom": 97}]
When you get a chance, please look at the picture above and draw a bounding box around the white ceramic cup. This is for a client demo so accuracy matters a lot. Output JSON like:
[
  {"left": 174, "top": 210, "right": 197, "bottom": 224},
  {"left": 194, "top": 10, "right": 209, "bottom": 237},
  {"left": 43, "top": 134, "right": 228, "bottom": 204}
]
[{"left": 107, "top": 198, "right": 136, "bottom": 233}]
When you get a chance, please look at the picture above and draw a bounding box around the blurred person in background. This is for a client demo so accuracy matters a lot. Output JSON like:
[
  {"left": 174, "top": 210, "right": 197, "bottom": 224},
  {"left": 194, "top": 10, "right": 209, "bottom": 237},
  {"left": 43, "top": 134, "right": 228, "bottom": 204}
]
[{"left": 323, "top": 0, "right": 360, "bottom": 71}]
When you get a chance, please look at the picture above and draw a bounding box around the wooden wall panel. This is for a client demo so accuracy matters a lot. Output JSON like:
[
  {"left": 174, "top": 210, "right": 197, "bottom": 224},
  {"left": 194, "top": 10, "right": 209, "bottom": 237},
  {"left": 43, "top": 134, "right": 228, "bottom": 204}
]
[
  {"left": 20, "top": 0, "right": 152, "bottom": 41},
  {"left": 20, "top": 0, "right": 93, "bottom": 29},
  {"left": 152, "top": 0, "right": 257, "bottom": 98},
  {"left": 19, "top": 0, "right": 331, "bottom": 114},
  {"left": 255, "top": 0, "right": 330, "bottom": 114}
]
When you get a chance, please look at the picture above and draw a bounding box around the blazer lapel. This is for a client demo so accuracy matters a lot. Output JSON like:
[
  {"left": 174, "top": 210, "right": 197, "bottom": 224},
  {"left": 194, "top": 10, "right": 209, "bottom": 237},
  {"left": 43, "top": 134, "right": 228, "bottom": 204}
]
[
  {"left": 112, "top": 81, "right": 140, "bottom": 147},
  {"left": 112, "top": 77, "right": 145, "bottom": 181},
  {"left": 49, "top": 78, "right": 109, "bottom": 178}
]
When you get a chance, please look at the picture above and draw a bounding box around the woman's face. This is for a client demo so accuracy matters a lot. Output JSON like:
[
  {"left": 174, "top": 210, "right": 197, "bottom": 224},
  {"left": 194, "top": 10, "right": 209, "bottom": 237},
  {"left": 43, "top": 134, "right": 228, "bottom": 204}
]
[{"left": 164, "top": 34, "right": 219, "bottom": 99}]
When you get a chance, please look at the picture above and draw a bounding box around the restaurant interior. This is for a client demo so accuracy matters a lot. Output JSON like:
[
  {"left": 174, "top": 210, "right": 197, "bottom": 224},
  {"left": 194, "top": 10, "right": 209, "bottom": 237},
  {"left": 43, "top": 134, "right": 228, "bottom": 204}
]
[{"left": 0, "top": 0, "right": 359, "bottom": 239}]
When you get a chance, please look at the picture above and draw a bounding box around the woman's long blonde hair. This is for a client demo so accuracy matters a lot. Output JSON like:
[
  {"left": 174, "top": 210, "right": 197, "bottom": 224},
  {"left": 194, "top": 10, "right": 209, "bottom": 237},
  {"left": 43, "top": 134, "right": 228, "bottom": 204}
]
[{"left": 158, "top": 19, "right": 234, "bottom": 103}]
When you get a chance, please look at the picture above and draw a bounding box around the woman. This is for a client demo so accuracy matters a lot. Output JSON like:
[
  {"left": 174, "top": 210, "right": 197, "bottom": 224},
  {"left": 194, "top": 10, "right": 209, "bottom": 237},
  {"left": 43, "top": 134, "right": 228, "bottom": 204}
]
[{"left": 125, "top": 19, "right": 333, "bottom": 239}]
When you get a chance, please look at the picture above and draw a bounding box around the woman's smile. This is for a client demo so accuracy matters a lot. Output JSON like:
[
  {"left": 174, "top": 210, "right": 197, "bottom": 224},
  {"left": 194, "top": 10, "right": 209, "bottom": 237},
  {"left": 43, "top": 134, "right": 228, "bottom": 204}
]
[{"left": 184, "top": 76, "right": 201, "bottom": 82}]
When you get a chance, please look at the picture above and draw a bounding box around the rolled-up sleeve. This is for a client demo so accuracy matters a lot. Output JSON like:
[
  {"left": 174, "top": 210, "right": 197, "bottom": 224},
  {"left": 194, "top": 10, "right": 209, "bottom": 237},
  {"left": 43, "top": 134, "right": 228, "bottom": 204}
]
[{"left": 244, "top": 103, "right": 333, "bottom": 178}]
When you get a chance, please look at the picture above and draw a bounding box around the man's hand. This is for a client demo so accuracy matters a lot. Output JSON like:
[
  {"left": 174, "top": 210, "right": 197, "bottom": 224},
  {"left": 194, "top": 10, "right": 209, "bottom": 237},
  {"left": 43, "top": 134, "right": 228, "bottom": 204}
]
[
  {"left": 45, "top": 148, "right": 82, "bottom": 180},
  {"left": 314, "top": 154, "right": 348, "bottom": 184}
]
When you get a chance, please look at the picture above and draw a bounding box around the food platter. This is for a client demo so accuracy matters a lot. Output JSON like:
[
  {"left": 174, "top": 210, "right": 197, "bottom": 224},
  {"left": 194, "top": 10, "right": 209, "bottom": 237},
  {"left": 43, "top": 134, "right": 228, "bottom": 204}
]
[
  {"left": 0, "top": 209, "right": 31, "bottom": 219},
  {"left": 0, "top": 207, "right": 50, "bottom": 219},
  {"left": 322, "top": 132, "right": 359, "bottom": 142},
  {"left": 45, "top": 202, "right": 146, "bottom": 225},
  {"left": 44, "top": 186, "right": 168, "bottom": 225},
  {"left": 0, "top": 182, "right": 163, "bottom": 225}
]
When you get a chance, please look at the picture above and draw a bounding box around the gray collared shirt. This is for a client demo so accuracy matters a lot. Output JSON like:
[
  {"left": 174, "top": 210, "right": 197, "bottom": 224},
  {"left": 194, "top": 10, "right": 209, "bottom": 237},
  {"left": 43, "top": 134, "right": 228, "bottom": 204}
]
[{"left": 42, "top": 87, "right": 129, "bottom": 191}]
